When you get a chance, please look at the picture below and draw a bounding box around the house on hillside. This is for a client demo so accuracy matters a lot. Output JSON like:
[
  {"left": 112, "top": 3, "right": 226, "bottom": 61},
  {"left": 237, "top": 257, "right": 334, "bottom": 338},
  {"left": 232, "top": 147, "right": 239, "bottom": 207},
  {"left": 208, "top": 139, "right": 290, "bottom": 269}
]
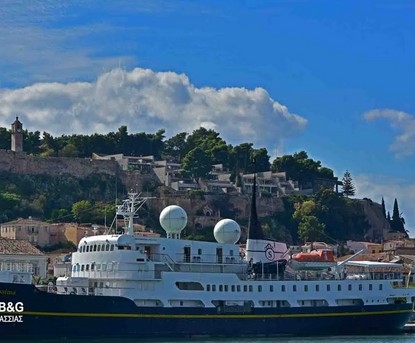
[
  {"left": 92, "top": 153, "right": 155, "bottom": 172},
  {"left": 346, "top": 240, "right": 383, "bottom": 254},
  {"left": 241, "top": 171, "right": 300, "bottom": 196},
  {"left": 0, "top": 218, "right": 62, "bottom": 248},
  {"left": 0, "top": 237, "right": 47, "bottom": 278}
]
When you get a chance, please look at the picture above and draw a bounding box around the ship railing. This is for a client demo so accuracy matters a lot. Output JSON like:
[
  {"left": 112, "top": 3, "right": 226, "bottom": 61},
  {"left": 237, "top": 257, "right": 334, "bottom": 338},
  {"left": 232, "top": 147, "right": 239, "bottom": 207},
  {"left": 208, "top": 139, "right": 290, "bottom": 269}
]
[
  {"left": 159, "top": 254, "right": 178, "bottom": 271},
  {"left": 173, "top": 253, "right": 244, "bottom": 265},
  {"left": 147, "top": 253, "right": 244, "bottom": 265}
]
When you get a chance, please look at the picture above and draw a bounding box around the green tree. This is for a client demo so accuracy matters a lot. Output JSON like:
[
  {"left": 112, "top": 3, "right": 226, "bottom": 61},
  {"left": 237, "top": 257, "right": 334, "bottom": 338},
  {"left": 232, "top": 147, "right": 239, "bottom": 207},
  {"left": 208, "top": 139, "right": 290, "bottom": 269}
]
[
  {"left": 60, "top": 143, "right": 80, "bottom": 157},
  {"left": 72, "top": 200, "right": 92, "bottom": 223},
  {"left": 297, "top": 215, "right": 326, "bottom": 249},
  {"left": 50, "top": 208, "right": 72, "bottom": 222},
  {"left": 293, "top": 200, "right": 318, "bottom": 221},
  {"left": 0, "top": 192, "right": 21, "bottom": 210},
  {"left": 24, "top": 130, "right": 41, "bottom": 155},
  {"left": 342, "top": 170, "right": 355, "bottom": 197},
  {"left": 182, "top": 147, "right": 213, "bottom": 181},
  {"left": 185, "top": 128, "right": 229, "bottom": 166},
  {"left": 251, "top": 148, "right": 270, "bottom": 172},
  {"left": 40, "top": 132, "right": 61, "bottom": 156},
  {"left": 0, "top": 127, "right": 10, "bottom": 150},
  {"left": 163, "top": 132, "right": 188, "bottom": 161},
  {"left": 231, "top": 143, "right": 253, "bottom": 174},
  {"left": 272, "top": 151, "right": 334, "bottom": 188}
]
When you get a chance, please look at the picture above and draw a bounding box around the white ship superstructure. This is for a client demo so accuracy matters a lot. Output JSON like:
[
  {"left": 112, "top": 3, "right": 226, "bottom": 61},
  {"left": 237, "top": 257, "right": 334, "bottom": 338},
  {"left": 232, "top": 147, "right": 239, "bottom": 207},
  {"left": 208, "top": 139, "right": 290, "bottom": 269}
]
[{"left": 56, "top": 193, "right": 414, "bottom": 314}]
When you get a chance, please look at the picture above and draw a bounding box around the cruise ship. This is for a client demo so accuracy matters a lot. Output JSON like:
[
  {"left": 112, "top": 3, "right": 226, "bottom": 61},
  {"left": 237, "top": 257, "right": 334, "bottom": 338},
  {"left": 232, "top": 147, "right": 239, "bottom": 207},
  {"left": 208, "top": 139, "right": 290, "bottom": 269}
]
[{"left": 0, "top": 177, "right": 414, "bottom": 338}]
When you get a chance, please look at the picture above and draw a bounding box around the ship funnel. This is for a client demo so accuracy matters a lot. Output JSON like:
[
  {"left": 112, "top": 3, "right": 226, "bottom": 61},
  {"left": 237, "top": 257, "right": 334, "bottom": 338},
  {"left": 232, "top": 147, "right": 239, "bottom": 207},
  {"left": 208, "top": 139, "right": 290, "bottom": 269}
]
[{"left": 245, "top": 170, "right": 288, "bottom": 263}]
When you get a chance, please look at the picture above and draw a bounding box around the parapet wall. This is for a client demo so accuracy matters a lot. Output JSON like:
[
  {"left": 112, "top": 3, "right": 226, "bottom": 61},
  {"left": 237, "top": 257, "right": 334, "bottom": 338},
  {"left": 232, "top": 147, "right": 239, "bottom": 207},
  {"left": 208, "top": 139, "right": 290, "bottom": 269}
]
[{"left": 0, "top": 149, "right": 120, "bottom": 178}]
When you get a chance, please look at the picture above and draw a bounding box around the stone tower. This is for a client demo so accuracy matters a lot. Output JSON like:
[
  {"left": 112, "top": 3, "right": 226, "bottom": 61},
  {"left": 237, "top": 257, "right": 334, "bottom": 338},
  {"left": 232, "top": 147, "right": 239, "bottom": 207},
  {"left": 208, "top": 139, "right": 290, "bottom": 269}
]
[{"left": 11, "top": 116, "right": 23, "bottom": 152}]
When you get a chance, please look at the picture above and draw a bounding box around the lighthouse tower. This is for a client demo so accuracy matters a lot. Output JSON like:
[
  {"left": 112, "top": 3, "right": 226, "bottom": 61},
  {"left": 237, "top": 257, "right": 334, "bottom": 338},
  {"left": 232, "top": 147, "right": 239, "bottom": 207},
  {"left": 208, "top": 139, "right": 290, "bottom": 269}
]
[{"left": 11, "top": 117, "right": 23, "bottom": 152}]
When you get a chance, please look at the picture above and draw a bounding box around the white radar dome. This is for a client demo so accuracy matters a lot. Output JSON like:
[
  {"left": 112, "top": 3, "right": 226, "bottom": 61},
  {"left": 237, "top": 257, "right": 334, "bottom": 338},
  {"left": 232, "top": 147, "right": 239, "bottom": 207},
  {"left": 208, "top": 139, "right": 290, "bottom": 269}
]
[
  {"left": 213, "top": 219, "right": 241, "bottom": 244},
  {"left": 159, "top": 205, "right": 188, "bottom": 234}
]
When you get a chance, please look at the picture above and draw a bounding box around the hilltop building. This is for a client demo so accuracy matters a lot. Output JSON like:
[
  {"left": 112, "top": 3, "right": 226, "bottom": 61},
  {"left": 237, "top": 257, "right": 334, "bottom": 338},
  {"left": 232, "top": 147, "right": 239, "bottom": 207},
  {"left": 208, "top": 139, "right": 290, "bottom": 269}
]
[
  {"left": 92, "top": 153, "right": 155, "bottom": 172},
  {"left": 241, "top": 171, "right": 301, "bottom": 196}
]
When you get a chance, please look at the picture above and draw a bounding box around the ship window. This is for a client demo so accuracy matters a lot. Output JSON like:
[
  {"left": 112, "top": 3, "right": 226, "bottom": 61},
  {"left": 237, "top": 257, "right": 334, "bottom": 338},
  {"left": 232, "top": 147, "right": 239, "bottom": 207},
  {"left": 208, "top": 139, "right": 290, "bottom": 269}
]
[
  {"left": 230, "top": 250, "right": 234, "bottom": 256},
  {"left": 212, "top": 285, "right": 216, "bottom": 291},
  {"left": 281, "top": 285, "right": 285, "bottom": 292},
  {"left": 86, "top": 246, "right": 89, "bottom": 252},
  {"left": 327, "top": 285, "right": 330, "bottom": 291},
  {"left": 110, "top": 244, "right": 115, "bottom": 251},
  {"left": 304, "top": 285, "right": 308, "bottom": 292},
  {"left": 198, "top": 249, "right": 202, "bottom": 255},
  {"left": 94, "top": 245, "right": 97, "bottom": 252},
  {"left": 97, "top": 245, "right": 101, "bottom": 252},
  {"left": 219, "top": 285, "right": 223, "bottom": 292},
  {"left": 86, "top": 264, "right": 89, "bottom": 271},
  {"left": 106, "top": 244, "right": 110, "bottom": 251},
  {"left": 96, "top": 264, "right": 101, "bottom": 271},
  {"left": 249, "top": 285, "right": 253, "bottom": 292},
  {"left": 337, "top": 285, "right": 341, "bottom": 291},
  {"left": 175, "top": 282, "right": 204, "bottom": 291},
  {"left": 231, "top": 285, "right": 235, "bottom": 292},
  {"left": 244, "top": 285, "right": 247, "bottom": 292},
  {"left": 237, "top": 285, "right": 241, "bottom": 292},
  {"left": 316, "top": 285, "right": 320, "bottom": 292},
  {"left": 348, "top": 284, "right": 352, "bottom": 291},
  {"left": 207, "top": 285, "right": 210, "bottom": 291},
  {"left": 91, "top": 264, "right": 95, "bottom": 271},
  {"left": 81, "top": 265, "right": 84, "bottom": 271},
  {"left": 224, "top": 285, "right": 228, "bottom": 292},
  {"left": 270, "top": 285, "right": 274, "bottom": 292},
  {"left": 359, "top": 284, "right": 362, "bottom": 291},
  {"left": 102, "top": 264, "right": 107, "bottom": 271},
  {"left": 293, "top": 285, "right": 297, "bottom": 292},
  {"left": 258, "top": 285, "right": 262, "bottom": 292},
  {"left": 379, "top": 284, "right": 383, "bottom": 291},
  {"left": 369, "top": 284, "right": 373, "bottom": 291}
]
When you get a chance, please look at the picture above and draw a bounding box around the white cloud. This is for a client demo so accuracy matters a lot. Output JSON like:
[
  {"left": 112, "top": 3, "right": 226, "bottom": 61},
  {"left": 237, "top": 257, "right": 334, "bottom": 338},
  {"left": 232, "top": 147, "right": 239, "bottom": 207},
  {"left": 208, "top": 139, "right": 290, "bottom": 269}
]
[
  {"left": 364, "top": 109, "right": 415, "bottom": 158},
  {"left": 0, "top": 67, "right": 307, "bottom": 153},
  {"left": 355, "top": 173, "right": 415, "bottom": 237}
]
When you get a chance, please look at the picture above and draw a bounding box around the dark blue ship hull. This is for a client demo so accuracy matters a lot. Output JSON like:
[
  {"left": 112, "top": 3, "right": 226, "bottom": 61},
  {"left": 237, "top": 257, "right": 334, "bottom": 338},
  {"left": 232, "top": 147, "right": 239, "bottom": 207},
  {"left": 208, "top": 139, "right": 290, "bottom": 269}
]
[{"left": 0, "top": 283, "right": 413, "bottom": 339}]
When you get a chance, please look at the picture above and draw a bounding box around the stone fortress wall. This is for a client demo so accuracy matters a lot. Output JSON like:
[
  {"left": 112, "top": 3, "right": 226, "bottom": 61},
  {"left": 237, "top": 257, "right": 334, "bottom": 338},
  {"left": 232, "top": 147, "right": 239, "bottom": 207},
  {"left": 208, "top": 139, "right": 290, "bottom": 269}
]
[{"left": 0, "top": 149, "right": 120, "bottom": 178}]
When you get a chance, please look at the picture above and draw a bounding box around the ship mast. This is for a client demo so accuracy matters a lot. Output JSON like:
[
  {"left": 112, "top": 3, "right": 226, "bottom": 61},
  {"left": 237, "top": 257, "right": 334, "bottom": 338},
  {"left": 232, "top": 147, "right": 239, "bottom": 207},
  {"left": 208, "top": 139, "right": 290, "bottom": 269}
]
[{"left": 115, "top": 193, "right": 151, "bottom": 235}]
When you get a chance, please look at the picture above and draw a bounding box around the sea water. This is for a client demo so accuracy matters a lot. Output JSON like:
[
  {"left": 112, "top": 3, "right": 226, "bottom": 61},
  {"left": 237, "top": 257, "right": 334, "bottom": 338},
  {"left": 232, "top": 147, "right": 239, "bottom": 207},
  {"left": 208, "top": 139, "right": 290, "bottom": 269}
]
[{"left": 4, "top": 335, "right": 415, "bottom": 343}]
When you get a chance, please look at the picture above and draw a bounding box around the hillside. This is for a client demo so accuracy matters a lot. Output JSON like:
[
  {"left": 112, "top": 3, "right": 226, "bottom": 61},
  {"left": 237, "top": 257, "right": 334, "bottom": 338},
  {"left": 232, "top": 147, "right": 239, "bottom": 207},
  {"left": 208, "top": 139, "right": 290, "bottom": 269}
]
[{"left": 0, "top": 149, "right": 400, "bottom": 244}]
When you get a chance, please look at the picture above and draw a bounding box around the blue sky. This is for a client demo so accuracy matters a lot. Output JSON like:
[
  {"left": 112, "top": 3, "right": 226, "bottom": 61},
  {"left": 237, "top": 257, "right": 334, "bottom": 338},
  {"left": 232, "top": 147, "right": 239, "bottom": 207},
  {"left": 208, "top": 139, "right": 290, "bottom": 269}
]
[{"left": 0, "top": 1, "right": 414, "bottom": 235}]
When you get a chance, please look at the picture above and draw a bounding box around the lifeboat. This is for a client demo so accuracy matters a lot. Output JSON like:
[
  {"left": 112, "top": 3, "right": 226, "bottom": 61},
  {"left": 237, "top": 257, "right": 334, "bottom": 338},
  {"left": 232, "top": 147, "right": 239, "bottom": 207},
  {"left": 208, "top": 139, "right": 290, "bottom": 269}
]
[
  {"left": 293, "top": 249, "right": 335, "bottom": 262},
  {"left": 290, "top": 249, "right": 336, "bottom": 270}
]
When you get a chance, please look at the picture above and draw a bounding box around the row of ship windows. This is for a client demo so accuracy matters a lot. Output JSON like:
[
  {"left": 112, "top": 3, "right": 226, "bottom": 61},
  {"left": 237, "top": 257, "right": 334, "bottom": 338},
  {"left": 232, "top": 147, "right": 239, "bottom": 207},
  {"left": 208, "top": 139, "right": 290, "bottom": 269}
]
[
  {"left": 79, "top": 244, "right": 115, "bottom": 253},
  {"left": 205, "top": 283, "right": 383, "bottom": 292},
  {"left": 72, "top": 263, "right": 117, "bottom": 272}
]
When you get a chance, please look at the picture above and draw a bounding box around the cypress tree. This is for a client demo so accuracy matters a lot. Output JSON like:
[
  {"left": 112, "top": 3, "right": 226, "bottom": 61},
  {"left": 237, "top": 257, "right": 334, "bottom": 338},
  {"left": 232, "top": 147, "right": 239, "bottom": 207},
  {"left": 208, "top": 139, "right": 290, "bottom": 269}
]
[
  {"left": 391, "top": 198, "right": 405, "bottom": 232},
  {"left": 381, "top": 197, "right": 386, "bottom": 218}
]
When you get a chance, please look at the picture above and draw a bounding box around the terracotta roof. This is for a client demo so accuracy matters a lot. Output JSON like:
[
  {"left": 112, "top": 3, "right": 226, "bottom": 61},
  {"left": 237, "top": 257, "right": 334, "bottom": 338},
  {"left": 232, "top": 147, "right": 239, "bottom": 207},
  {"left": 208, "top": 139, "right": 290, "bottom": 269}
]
[
  {"left": 0, "top": 218, "right": 50, "bottom": 226},
  {"left": 0, "top": 238, "right": 44, "bottom": 255}
]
